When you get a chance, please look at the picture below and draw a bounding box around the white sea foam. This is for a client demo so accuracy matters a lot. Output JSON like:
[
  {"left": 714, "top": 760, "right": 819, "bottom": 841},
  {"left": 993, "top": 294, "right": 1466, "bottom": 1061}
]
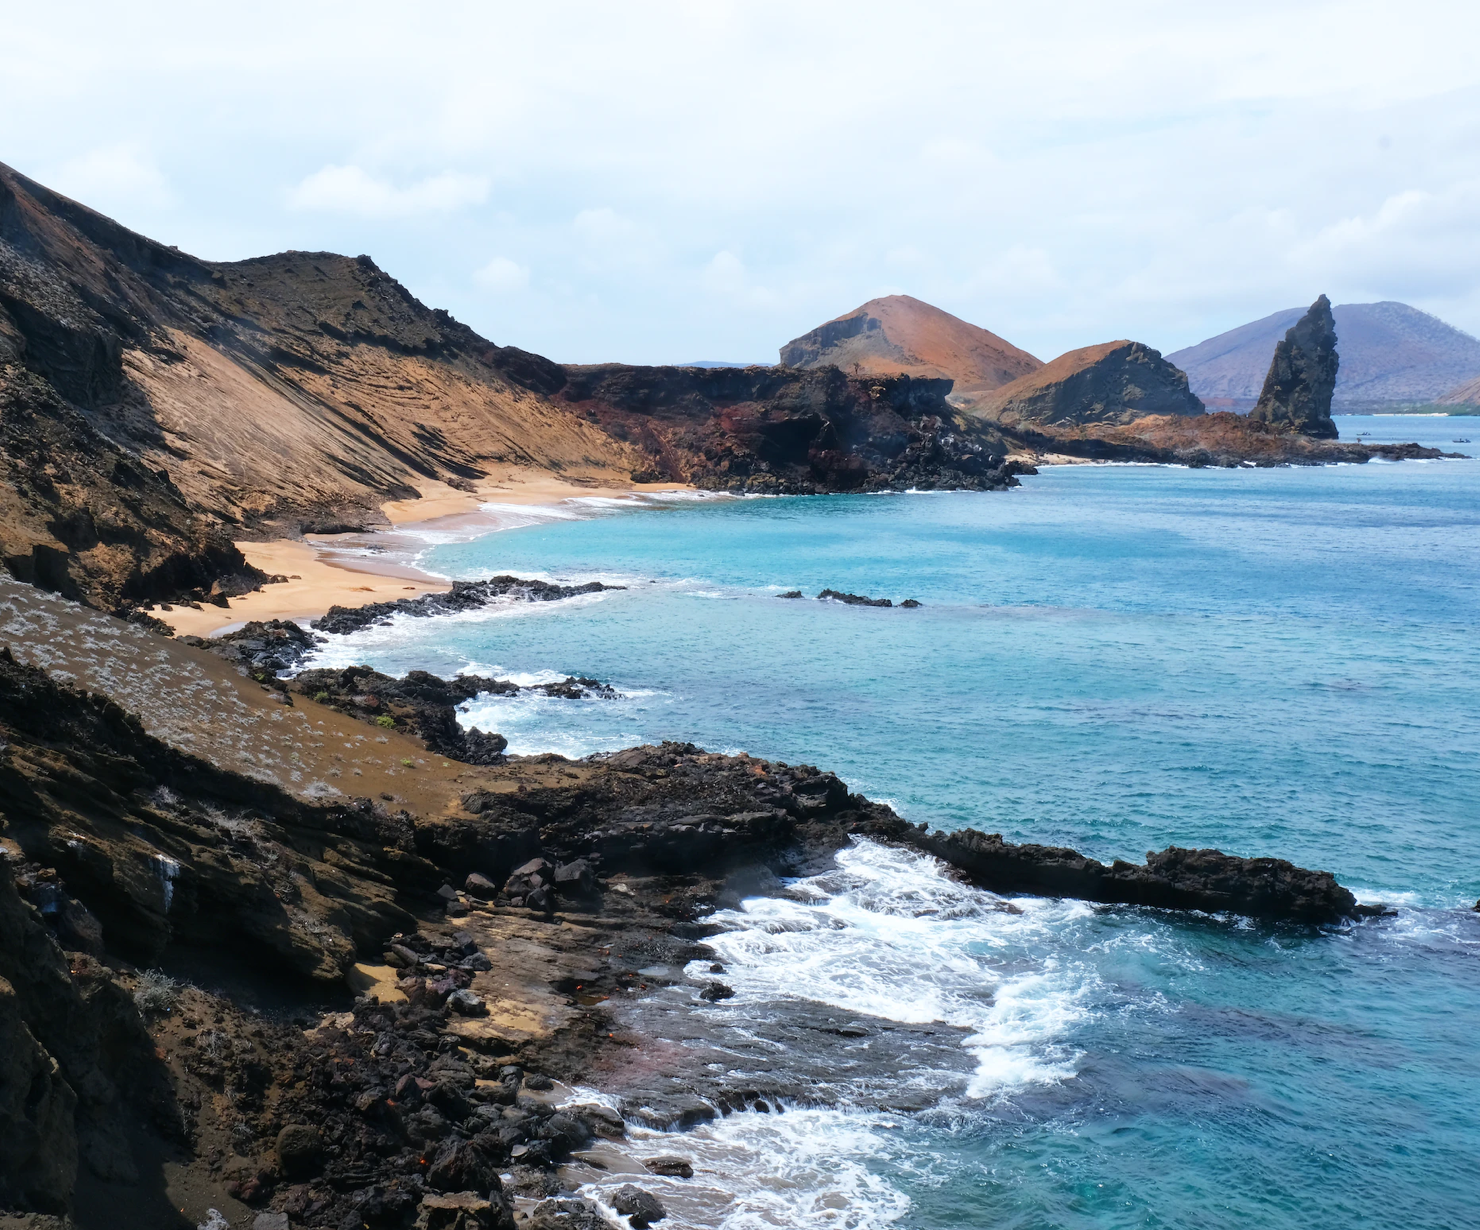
[
  {"left": 575, "top": 1105, "right": 912, "bottom": 1230},
  {"left": 694, "top": 839, "right": 1092, "bottom": 1099}
]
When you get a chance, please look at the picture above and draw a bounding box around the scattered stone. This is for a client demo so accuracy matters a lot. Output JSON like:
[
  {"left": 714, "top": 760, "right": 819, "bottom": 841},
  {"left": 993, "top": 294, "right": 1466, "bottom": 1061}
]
[
  {"left": 465, "top": 872, "right": 499, "bottom": 896},
  {"left": 523, "top": 1072, "right": 555, "bottom": 1091},
  {"left": 275, "top": 1124, "right": 323, "bottom": 1178},
  {"left": 252, "top": 1214, "right": 291, "bottom": 1230},
  {"left": 447, "top": 989, "right": 486, "bottom": 1016},
  {"left": 611, "top": 1184, "right": 667, "bottom": 1227}
]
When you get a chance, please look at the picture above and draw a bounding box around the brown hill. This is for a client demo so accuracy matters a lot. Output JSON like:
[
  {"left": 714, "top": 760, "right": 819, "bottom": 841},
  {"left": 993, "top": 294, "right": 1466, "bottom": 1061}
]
[
  {"left": 1436, "top": 373, "right": 1480, "bottom": 406},
  {"left": 975, "top": 340, "right": 1205, "bottom": 428},
  {"left": 0, "top": 161, "right": 643, "bottom": 608},
  {"left": 778, "top": 294, "right": 1042, "bottom": 403}
]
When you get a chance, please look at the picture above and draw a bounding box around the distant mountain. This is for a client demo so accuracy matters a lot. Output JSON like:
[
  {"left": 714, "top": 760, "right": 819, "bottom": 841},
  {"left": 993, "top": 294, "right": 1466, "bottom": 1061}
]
[
  {"left": 683, "top": 360, "right": 770, "bottom": 369},
  {"left": 1168, "top": 302, "right": 1480, "bottom": 406},
  {"left": 779, "top": 294, "right": 1041, "bottom": 403}
]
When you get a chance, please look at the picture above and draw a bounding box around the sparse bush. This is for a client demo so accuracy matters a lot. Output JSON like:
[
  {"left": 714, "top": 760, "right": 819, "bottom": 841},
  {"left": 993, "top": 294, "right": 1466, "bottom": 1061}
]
[
  {"left": 134, "top": 968, "right": 180, "bottom": 1015},
  {"left": 314, "top": 690, "right": 330, "bottom": 703},
  {"left": 400, "top": 758, "right": 414, "bottom": 768},
  {"left": 376, "top": 714, "right": 395, "bottom": 728}
]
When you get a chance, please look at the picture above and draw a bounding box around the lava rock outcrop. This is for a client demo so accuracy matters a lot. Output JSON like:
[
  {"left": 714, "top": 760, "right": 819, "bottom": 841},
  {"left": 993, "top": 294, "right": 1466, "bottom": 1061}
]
[
  {"left": 977, "top": 340, "right": 1205, "bottom": 428},
  {"left": 1248, "top": 294, "right": 1340, "bottom": 437}
]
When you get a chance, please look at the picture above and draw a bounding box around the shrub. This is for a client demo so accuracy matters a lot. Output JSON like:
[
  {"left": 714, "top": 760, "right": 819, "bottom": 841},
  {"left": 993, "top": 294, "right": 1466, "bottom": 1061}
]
[
  {"left": 400, "top": 758, "right": 415, "bottom": 768},
  {"left": 376, "top": 714, "right": 396, "bottom": 728},
  {"left": 314, "top": 691, "right": 330, "bottom": 703},
  {"left": 134, "top": 968, "right": 181, "bottom": 1015}
]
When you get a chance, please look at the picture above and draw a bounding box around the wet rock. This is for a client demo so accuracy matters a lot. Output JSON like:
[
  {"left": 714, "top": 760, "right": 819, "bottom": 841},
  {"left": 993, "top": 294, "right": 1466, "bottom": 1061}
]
[
  {"left": 527, "top": 1198, "right": 610, "bottom": 1230},
  {"left": 275, "top": 1123, "right": 323, "bottom": 1178},
  {"left": 698, "top": 982, "right": 735, "bottom": 1002},
  {"left": 910, "top": 829, "right": 1364, "bottom": 924},
  {"left": 314, "top": 577, "right": 625, "bottom": 637},
  {"left": 447, "top": 989, "right": 486, "bottom": 1016},
  {"left": 644, "top": 1156, "right": 694, "bottom": 1178},
  {"left": 523, "top": 1072, "right": 555, "bottom": 1091},
  {"left": 899, "top": 598, "right": 922, "bottom": 608},
  {"left": 611, "top": 1185, "right": 666, "bottom": 1227},
  {"left": 567, "top": 1103, "right": 625, "bottom": 1139},
  {"left": 777, "top": 590, "right": 803, "bottom": 599},
  {"left": 1249, "top": 294, "right": 1339, "bottom": 438},
  {"left": 817, "top": 588, "right": 891, "bottom": 607}
]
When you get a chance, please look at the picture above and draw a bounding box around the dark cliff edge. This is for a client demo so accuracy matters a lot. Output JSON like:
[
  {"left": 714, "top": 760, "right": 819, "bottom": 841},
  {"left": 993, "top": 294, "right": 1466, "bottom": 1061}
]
[{"left": 552, "top": 362, "right": 1028, "bottom": 492}]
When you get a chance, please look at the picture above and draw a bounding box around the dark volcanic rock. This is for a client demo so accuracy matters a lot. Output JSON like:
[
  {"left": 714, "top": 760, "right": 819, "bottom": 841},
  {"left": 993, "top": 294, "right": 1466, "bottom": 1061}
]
[
  {"left": 314, "top": 575, "right": 624, "bottom": 636},
  {"left": 180, "top": 618, "right": 321, "bottom": 675},
  {"left": 910, "top": 828, "right": 1365, "bottom": 924},
  {"left": 556, "top": 363, "right": 1025, "bottom": 493},
  {"left": 818, "top": 589, "right": 891, "bottom": 607},
  {"left": 290, "top": 664, "right": 512, "bottom": 764},
  {"left": 1249, "top": 294, "right": 1340, "bottom": 438},
  {"left": 978, "top": 340, "right": 1205, "bottom": 428},
  {"left": 611, "top": 1184, "right": 667, "bottom": 1226}
]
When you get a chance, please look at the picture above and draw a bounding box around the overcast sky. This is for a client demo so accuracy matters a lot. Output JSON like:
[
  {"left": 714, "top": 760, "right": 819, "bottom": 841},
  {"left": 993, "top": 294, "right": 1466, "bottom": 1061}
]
[{"left": 5, "top": 1, "right": 1479, "bottom": 364}]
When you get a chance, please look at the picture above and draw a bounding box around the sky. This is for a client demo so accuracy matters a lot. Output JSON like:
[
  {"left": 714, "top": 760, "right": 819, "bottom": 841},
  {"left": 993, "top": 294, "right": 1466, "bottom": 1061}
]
[{"left": 4, "top": 0, "right": 1479, "bottom": 365}]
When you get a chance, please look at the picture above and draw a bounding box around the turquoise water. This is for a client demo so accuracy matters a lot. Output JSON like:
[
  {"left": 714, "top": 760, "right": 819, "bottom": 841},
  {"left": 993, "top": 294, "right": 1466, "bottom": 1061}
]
[{"left": 311, "top": 421, "right": 1480, "bottom": 1228}]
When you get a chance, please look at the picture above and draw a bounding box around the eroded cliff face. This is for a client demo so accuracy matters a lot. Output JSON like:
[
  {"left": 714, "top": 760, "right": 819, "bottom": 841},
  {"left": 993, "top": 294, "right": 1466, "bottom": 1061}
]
[
  {"left": 0, "top": 161, "right": 642, "bottom": 609},
  {"left": 555, "top": 363, "right": 1026, "bottom": 492},
  {"left": 976, "top": 340, "right": 1205, "bottom": 428},
  {"left": 1248, "top": 294, "right": 1339, "bottom": 437}
]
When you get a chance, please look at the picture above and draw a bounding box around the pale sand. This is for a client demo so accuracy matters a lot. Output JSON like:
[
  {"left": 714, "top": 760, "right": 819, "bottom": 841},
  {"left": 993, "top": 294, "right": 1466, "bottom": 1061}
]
[{"left": 160, "top": 468, "right": 691, "bottom": 637}]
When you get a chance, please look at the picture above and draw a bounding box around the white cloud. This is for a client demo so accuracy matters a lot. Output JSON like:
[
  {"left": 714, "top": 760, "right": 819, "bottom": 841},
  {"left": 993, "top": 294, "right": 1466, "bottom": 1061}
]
[
  {"left": 46, "top": 143, "right": 173, "bottom": 209},
  {"left": 474, "top": 256, "right": 530, "bottom": 292},
  {"left": 286, "top": 165, "right": 489, "bottom": 218}
]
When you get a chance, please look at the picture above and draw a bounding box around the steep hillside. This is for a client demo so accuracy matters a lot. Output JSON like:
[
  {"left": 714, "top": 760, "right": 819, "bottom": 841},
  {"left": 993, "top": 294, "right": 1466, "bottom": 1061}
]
[
  {"left": 0, "top": 162, "right": 642, "bottom": 607},
  {"left": 778, "top": 295, "right": 1042, "bottom": 404},
  {"left": 974, "top": 340, "right": 1204, "bottom": 428},
  {"left": 1168, "top": 301, "right": 1480, "bottom": 406},
  {"left": 1436, "top": 373, "right": 1480, "bottom": 406}
]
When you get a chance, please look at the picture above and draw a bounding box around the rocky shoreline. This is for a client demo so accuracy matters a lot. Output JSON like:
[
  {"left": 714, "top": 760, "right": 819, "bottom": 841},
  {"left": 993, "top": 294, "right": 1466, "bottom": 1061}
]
[{"left": 0, "top": 576, "right": 1388, "bottom": 1228}]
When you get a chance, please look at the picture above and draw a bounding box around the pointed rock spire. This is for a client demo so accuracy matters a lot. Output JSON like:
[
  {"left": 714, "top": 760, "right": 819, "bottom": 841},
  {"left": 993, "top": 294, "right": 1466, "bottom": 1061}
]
[{"left": 1249, "top": 294, "right": 1339, "bottom": 437}]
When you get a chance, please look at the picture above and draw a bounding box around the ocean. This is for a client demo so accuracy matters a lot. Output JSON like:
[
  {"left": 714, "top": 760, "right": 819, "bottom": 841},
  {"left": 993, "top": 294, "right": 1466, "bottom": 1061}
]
[{"left": 303, "top": 416, "right": 1480, "bottom": 1229}]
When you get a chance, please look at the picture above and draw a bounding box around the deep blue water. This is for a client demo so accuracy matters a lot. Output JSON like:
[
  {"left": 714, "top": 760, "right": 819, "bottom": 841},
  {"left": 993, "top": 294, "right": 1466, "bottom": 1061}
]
[{"left": 308, "top": 419, "right": 1480, "bottom": 1229}]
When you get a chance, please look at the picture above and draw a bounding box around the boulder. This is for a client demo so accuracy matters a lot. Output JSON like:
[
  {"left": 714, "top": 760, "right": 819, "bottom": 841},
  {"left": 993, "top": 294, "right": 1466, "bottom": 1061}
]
[
  {"left": 415, "top": 1190, "right": 512, "bottom": 1230},
  {"left": 611, "top": 1185, "right": 666, "bottom": 1226},
  {"left": 643, "top": 1155, "right": 694, "bottom": 1178},
  {"left": 275, "top": 1124, "right": 322, "bottom": 1178},
  {"left": 527, "top": 1198, "right": 610, "bottom": 1230},
  {"left": 1248, "top": 294, "right": 1339, "bottom": 437}
]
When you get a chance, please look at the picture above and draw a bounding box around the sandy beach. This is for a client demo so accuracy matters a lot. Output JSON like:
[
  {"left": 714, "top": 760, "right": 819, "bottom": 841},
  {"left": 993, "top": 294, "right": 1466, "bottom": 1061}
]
[{"left": 161, "top": 468, "right": 689, "bottom": 637}]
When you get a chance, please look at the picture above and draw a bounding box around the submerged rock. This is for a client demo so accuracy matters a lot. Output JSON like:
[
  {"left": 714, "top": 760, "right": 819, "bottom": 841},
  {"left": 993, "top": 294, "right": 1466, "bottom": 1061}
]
[{"left": 1248, "top": 294, "right": 1339, "bottom": 438}]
